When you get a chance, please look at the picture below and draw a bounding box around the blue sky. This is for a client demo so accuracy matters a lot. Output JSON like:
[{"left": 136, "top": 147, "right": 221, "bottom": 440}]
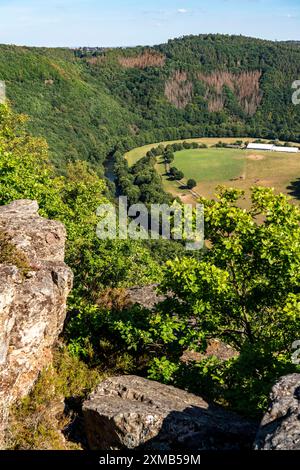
[{"left": 0, "top": 0, "right": 299, "bottom": 47}]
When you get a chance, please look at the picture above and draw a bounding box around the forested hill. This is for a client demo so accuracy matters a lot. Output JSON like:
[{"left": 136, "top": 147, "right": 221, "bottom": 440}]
[{"left": 0, "top": 34, "right": 300, "bottom": 171}]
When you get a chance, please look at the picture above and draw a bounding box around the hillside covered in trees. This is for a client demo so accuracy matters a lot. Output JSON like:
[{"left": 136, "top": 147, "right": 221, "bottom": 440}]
[{"left": 0, "top": 34, "right": 300, "bottom": 172}]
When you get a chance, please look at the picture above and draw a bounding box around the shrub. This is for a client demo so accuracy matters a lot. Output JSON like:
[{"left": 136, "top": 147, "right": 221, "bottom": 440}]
[{"left": 0, "top": 231, "right": 30, "bottom": 277}]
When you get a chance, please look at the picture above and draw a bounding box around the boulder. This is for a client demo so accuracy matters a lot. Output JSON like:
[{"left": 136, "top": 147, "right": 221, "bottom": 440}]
[
  {"left": 0, "top": 200, "right": 73, "bottom": 443},
  {"left": 254, "top": 374, "right": 300, "bottom": 450},
  {"left": 126, "top": 284, "right": 167, "bottom": 309},
  {"left": 83, "top": 375, "right": 256, "bottom": 450}
]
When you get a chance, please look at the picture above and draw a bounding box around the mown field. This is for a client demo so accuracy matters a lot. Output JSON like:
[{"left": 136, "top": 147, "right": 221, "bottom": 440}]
[
  {"left": 125, "top": 137, "right": 252, "bottom": 167},
  {"left": 126, "top": 139, "right": 300, "bottom": 208},
  {"left": 159, "top": 148, "right": 300, "bottom": 207}
]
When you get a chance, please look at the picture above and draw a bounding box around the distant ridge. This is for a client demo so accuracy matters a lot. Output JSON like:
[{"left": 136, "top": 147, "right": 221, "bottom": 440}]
[{"left": 0, "top": 34, "right": 299, "bottom": 172}]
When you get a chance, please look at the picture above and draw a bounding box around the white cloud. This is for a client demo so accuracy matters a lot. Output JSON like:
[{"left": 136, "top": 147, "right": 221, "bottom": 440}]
[{"left": 177, "top": 8, "right": 188, "bottom": 14}]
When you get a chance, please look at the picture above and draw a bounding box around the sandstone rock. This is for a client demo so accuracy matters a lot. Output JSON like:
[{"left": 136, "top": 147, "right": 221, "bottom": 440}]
[
  {"left": 83, "top": 375, "right": 256, "bottom": 450},
  {"left": 181, "top": 338, "right": 238, "bottom": 363},
  {"left": 126, "top": 284, "right": 167, "bottom": 309},
  {"left": 254, "top": 374, "right": 300, "bottom": 450},
  {"left": 0, "top": 200, "right": 73, "bottom": 443}
]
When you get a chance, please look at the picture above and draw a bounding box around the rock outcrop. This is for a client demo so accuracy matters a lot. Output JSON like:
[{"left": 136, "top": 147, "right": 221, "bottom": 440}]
[
  {"left": 0, "top": 200, "right": 73, "bottom": 441},
  {"left": 254, "top": 374, "right": 300, "bottom": 450},
  {"left": 126, "top": 284, "right": 167, "bottom": 309},
  {"left": 83, "top": 375, "right": 256, "bottom": 450}
]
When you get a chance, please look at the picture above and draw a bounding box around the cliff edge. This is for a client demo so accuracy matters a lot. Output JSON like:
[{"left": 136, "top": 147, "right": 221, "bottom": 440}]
[{"left": 0, "top": 200, "right": 73, "bottom": 443}]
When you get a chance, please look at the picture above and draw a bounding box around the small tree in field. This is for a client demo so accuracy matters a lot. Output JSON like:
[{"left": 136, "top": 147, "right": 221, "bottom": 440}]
[
  {"left": 165, "top": 154, "right": 174, "bottom": 164},
  {"left": 107, "top": 186, "right": 300, "bottom": 416},
  {"left": 187, "top": 178, "right": 197, "bottom": 190},
  {"left": 160, "top": 187, "right": 300, "bottom": 351}
]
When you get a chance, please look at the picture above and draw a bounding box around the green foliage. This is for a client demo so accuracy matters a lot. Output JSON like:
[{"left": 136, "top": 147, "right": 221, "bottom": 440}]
[
  {"left": 0, "top": 105, "right": 161, "bottom": 292},
  {"left": 93, "top": 187, "right": 300, "bottom": 418},
  {"left": 147, "top": 351, "right": 300, "bottom": 419},
  {"left": 3, "top": 105, "right": 296, "bottom": 419},
  {"left": 187, "top": 178, "right": 197, "bottom": 189},
  {"left": 115, "top": 152, "right": 173, "bottom": 205},
  {"left": 161, "top": 187, "right": 300, "bottom": 351},
  {"left": 164, "top": 149, "right": 175, "bottom": 164},
  {"left": 169, "top": 167, "right": 184, "bottom": 180},
  {"left": 0, "top": 106, "right": 68, "bottom": 219},
  {"left": 0, "top": 47, "right": 135, "bottom": 171},
  {"left": 0, "top": 104, "right": 162, "bottom": 374}
]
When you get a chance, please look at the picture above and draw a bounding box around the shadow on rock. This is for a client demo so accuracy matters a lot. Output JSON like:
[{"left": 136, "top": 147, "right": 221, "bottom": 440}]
[{"left": 82, "top": 375, "right": 257, "bottom": 451}]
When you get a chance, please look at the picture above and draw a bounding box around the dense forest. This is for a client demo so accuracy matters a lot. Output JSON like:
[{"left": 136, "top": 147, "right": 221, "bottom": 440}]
[
  {"left": 1, "top": 103, "right": 300, "bottom": 450},
  {"left": 0, "top": 34, "right": 300, "bottom": 174}
]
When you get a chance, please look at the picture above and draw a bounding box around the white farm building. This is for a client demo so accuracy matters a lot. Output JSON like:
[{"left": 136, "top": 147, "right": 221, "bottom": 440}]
[
  {"left": 272, "top": 146, "right": 299, "bottom": 153},
  {"left": 247, "top": 143, "right": 299, "bottom": 153}
]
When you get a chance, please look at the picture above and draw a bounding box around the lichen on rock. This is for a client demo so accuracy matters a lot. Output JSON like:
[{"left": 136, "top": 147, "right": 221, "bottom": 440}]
[
  {"left": 255, "top": 374, "right": 300, "bottom": 450},
  {"left": 83, "top": 375, "right": 256, "bottom": 450},
  {"left": 0, "top": 200, "right": 73, "bottom": 445}
]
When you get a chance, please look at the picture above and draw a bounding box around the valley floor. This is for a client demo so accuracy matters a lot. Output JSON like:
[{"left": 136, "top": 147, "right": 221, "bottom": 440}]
[{"left": 126, "top": 138, "right": 300, "bottom": 208}]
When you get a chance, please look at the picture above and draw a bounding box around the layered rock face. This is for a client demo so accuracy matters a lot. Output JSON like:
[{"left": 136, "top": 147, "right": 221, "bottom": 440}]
[
  {"left": 255, "top": 374, "right": 300, "bottom": 450},
  {"left": 83, "top": 375, "right": 256, "bottom": 450},
  {"left": 0, "top": 200, "right": 73, "bottom": 440}
]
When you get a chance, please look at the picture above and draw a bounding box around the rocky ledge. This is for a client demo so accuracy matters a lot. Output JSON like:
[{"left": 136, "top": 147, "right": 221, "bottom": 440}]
[
  {"left": 83, "top": 375, "right": 256, "bottom": 451},
  {"left": 0, "top": 200, "right": 73, "bottom": 442}
]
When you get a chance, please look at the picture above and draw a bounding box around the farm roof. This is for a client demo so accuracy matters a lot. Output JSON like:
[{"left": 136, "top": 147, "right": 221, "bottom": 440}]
[
  {"left": 247, "top": 143, "right": 299, "bottom": 153},
  {"left": 247, "top": 143, "right": 274, "bottom": 150}
]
